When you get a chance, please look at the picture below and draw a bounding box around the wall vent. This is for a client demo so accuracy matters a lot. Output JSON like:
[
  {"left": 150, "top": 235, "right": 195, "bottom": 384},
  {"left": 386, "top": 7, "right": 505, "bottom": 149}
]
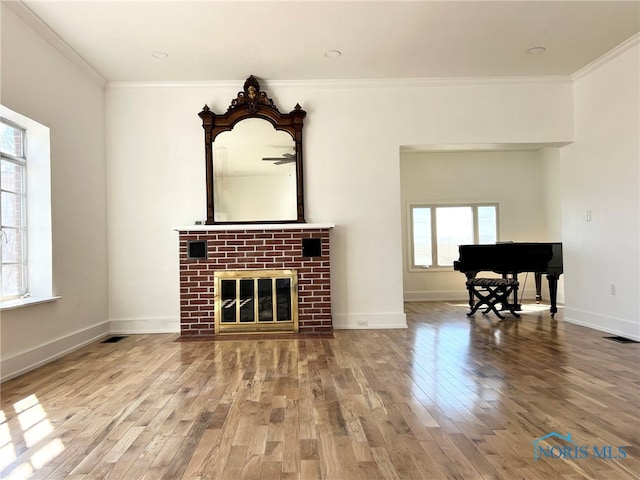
[
  {"left": 604, "top": 336, "right": 639, "bottom": 344},
  {"left": 101, "top": 336, "right": 128, "bottom": 344},
  {"left": 188, "top": 240, "right": 207, "bottom": 259},
  {"left": 302, "top": 238, "right": 322, "bottom": 257}
]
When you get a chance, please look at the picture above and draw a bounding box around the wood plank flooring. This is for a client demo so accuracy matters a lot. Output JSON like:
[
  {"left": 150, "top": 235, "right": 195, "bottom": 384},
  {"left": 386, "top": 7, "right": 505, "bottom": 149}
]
[{"left": 1, "top": 302, "right": 639, "bottom": 479}]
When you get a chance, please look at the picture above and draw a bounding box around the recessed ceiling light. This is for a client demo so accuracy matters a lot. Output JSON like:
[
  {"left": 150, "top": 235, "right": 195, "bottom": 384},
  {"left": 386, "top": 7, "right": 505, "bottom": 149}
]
[
  {"left": 525, "top": 46, "right": 546, "bottom": 55},
  {"left": 324, "top": 50, "right": 342, "bottom": 58},
  {"left": 152, "top": 51, "right": 169, "bottom": 59}
]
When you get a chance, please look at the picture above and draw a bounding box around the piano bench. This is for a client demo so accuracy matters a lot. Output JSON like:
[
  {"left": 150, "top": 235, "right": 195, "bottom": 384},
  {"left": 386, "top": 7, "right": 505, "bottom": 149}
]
[{"left": 465, "top": 277, "right": 520, "bottom": 320}]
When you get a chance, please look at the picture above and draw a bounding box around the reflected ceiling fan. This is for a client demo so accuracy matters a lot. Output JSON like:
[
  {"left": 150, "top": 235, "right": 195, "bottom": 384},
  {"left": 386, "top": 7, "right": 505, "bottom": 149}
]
[{"left": 262, "top": 152, "right": 296, "bottom": 165}]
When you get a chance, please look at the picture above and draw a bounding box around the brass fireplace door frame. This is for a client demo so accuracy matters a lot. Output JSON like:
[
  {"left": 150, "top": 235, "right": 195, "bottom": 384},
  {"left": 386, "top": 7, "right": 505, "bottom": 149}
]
[{"left": 214, "top": 269, "right": 299, "bottom": 334}]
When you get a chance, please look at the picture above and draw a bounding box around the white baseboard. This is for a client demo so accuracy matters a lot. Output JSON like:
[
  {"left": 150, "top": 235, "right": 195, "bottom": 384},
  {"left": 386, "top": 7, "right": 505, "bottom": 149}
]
[
  {"left": 404, "top": 290, "right": 467, "bottom": 302},
  {"left": 332, "top": 312, "right": 407, "bottom": 329},
  {"left": 1, "top": 321, "right": 110, "bottom": 382},
  {"left": 109, "top": 316, "right": 179, "bottom": 335},
  {"left": 564, "top": 307, "right": 640, "bottom": 341}
]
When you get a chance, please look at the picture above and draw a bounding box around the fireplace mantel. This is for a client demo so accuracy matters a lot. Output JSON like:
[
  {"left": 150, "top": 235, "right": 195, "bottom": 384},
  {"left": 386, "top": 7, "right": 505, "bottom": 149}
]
[{"left": 173, "top": 223, "right": 334, "bottom": 232}]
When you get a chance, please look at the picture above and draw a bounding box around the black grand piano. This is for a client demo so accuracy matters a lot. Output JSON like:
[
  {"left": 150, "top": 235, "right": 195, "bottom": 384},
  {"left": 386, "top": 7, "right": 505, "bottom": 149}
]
[{"left": 453, "top": 242, "right": 563, "bottom": 317}]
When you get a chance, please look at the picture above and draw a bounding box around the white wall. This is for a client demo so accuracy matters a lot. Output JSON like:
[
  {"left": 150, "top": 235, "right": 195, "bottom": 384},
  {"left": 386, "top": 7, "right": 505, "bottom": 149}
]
[
  {"left": 1, "top": 6, "right": 109, "bottom": 379},
  {"left": 105, "top": 79, "right": 573, "bottom": 332},
  {"left": 540, "top": 146, "right": 565, "bottom": 302},
  {"left": 400, "top": 149, "right": 556, "bottom": 302},
  {"left": 540, "top": 147, "right": 564, "bottom": 242},
  {"left": 561, "top": 39, "right": 640, "bottom": 340}
]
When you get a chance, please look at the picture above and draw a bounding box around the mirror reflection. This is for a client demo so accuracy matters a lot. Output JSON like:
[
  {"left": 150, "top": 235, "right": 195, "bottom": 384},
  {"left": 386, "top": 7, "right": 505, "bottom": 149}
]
[{"left": 213, "top": 118, "right": 297, "bottom": 222}]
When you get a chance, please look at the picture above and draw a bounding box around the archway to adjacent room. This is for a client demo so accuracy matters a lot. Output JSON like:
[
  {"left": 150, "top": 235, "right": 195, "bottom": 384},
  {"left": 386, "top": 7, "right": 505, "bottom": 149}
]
[{"left": 398, "top": 143, "right": 567, "bottom": 305}]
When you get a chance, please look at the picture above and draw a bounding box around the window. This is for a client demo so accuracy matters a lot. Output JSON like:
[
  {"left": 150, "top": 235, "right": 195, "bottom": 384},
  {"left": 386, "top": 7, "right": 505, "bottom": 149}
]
[
  {"left": 1, "top": 119, "right": 27, "bottom": 299},
  {"left": 410, "top": 204, "right": 498, "bottom": 268},
  {"left": 0, "top": 105, "right": 53, "bottom": 308}
]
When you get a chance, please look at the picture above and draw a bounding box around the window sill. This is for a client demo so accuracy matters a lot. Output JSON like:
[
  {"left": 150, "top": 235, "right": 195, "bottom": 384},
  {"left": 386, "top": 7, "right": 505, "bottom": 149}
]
[
  {"left": 409, "top": 266, "right": 455, "bottom": 273},
  {"left": 0, "top": 296, "right": 61, "bottom": 311}
]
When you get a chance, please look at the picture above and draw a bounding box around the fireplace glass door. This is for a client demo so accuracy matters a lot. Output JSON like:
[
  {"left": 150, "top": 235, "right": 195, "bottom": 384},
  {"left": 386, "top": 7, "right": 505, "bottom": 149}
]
[{"left": 214, "top": 270, "right": 298, "bottom": 334}]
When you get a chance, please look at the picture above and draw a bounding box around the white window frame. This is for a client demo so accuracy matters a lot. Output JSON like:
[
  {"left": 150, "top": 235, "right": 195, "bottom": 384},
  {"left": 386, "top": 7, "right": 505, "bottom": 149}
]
[
  {"left": 409, "top": 203, "right": 500, "bottom": 270},
  {"left": 0, "top": 105, "right": 55, "bottom": 310},
  {"left": 1, "top": 118, "right": 28, "bottom": 300}
]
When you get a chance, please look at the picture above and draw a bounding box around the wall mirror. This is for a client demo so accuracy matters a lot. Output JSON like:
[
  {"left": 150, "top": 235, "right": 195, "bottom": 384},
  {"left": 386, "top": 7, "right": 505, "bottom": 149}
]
[{"left": 199, "top": 75, "right": 306, "bottom": 224}]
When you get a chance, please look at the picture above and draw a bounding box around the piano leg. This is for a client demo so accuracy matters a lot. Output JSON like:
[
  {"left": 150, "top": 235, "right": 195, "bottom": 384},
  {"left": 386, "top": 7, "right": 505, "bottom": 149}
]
[
  {"left": 547, "top": 274, "right": 559, "bottom": 318},
  {"left": 465, "top": 273, "right": 477, "bottom": 311},
  {"left": 500, "top": 273, "right": 521, "bottom": 311},
  {"left": 510, "top": 273, "right": 522, "bottom": 311},
  {"left": 535, "top": 272, "right": 543, "bottom": 303}
]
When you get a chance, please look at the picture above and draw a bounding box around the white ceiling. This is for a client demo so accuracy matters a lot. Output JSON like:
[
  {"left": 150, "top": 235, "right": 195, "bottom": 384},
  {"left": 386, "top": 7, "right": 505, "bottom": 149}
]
[{"left": 13, "top": 0, "right": 640, "bottom": 82}]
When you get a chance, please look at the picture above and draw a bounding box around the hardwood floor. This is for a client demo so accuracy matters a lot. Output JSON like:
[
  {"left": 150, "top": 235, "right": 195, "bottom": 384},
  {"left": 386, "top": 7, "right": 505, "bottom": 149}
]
[{"left": 1, "top": 302, "right": 639, "bottom": 479}]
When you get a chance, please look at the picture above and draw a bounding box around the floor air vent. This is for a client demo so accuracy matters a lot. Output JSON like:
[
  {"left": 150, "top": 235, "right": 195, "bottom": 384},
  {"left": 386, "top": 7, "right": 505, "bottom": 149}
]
[
  {"left": 101, "top": 336, "right": 128, "bottom": 344},
  {"left": 604, "top": 336, "right": 639, "bottom": 344}
]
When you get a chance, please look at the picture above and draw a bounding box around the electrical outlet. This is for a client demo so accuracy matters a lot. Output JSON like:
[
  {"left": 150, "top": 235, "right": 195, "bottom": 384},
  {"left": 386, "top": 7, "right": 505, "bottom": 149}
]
[
  {"left": 586, "top": 210, "right": 592, "bottom": 222},
  {"left": 610, "top": 284, "right": 616, "bottom": 295},
  {"left": 357, "top": 319, "right": 368, "bottom": 327}
]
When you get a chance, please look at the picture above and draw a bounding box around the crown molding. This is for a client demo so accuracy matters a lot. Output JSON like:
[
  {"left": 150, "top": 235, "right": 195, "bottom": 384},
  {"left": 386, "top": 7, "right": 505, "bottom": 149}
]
[
  {"left": 106, "top": 75, "right": 573, "bottom": 91},
  {"left": 267, "top": 75, "right": 574, "bottom": 89},
  {"left": 3, "top": 0, "right": 106, "bottom": 88},
  {"left": 572, "top": 32, "right": 640, "bottom": 81},
  {"left": 400, "top": 142, "right": 571, "bottom": 153}
]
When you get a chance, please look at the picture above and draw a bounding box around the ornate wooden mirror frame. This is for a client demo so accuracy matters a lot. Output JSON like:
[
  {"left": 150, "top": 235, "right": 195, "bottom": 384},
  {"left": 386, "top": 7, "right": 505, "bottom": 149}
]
[{"left": 198, "top": 75, "right": 307, "bottom": 224}]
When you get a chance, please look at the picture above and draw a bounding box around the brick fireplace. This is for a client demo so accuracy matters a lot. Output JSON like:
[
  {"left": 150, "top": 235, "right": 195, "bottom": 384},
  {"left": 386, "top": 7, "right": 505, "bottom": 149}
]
[{"left": 175, "top": 224, "right": 334, "bottom": 336}]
